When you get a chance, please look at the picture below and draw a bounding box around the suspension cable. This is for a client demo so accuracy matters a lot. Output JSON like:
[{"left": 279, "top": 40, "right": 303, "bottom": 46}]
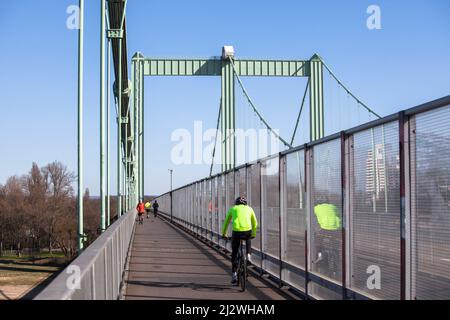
[
  {"left": 318, "top": 56, "right": 381, "bottom": 119},
  {"left": 228, "top": 58, "right": 293, "bottom": 149},
  {"left": 290, "top": 78, "right": 310, "bottom": 145},
  {"left": 209, "top": 101, "right": 222, "bottom": 177}
]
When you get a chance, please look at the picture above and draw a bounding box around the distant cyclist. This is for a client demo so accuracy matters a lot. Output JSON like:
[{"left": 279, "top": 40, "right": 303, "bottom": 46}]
[
  {"left": 145, "top": 201, "right": 151, "bottom": 219},
  {"left": 312, "top": 197, "right": 341, "bottom": 278},
  {"left": 136, "top": 200, "right": 145, "bottom": 224},
  {"left": 152, "top": 200, "right": 159, "bottom": 218},
  {"left": 221, "top": 196, "right": 258, "bottom": 285}
]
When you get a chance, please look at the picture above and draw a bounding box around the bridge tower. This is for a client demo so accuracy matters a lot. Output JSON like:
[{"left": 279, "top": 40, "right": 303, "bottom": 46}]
[{"left": 131, "top": 47, "right": 324, "bottom": 173}]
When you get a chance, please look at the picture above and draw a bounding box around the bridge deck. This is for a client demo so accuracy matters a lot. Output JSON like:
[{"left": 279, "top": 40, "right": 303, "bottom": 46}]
[{"left": 124, "top": 217, "right": 289, "bottom": 300}]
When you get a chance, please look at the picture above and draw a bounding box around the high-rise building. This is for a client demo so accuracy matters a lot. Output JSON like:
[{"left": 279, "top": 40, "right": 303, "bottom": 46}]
[{"left": 366, "top": 143, "right": 386, "bottom": 199}]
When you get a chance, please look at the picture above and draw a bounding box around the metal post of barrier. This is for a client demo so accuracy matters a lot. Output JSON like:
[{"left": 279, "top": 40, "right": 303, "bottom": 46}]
[
  {"left": 100, "top": 0, "right": 107, "bottom": 233},
  {"left": 399, "top": 111, "right": 407, "bottom": 300},
  {"left": 340, "top": 131, "right": 347, "bottom": 299},
  {"left": 305, "top": 145, "right": 312, "bottom": 298},
  {"left": 278, "top": 155, "right": 284, "bottom": 287},
  {"left": 404, "top": 115, "right": 413, "bottom": 300},
  {"left": 345, "top": 135, "right": 352, "bottom": 298},
  {"left": 77, "top": 0, "right": 85, "bottom": 253},
  {"left": 259, "top": 162, "right": 264, "bottom": 275}
]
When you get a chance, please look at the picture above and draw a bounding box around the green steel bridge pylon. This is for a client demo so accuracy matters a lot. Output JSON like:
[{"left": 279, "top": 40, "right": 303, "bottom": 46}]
[{"left": 131, "top": 48, "right": 325, "bottom": 175}]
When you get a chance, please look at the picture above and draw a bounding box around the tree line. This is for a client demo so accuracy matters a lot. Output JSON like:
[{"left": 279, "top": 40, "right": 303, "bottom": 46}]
[{"left": 0, "top": 161, "right": 117, "bottom": 261}]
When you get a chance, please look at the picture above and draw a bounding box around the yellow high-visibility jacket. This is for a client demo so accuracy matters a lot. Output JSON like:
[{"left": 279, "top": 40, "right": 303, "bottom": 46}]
[{"left": 222, "top": 204, "right": 258, "bottom": 237}]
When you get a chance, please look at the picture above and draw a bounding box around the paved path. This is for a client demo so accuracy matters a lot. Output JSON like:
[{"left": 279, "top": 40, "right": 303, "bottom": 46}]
[{"left": 124, "top": 217, "right": 289, "bottom": 300}]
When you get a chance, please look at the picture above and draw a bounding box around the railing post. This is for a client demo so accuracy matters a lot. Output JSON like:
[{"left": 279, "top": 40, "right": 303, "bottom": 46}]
[
  {"left": 100, "top": 0, "right": 107, "bottom": 233},
  {"left": 77, "top": 0, "right": 85, "bottom": 253},
  {"left": 404, "top": 115, "right": 413, "bottom": 300},
  {"left": 305, "top": 145, "right": 311, "bottom": 298},
  {"left": 399, "top": 111, "right": 407, "bottom": 300},
  {"left": 278, "top": 155, "right": 285, "bottom": 288},
  {"left": 340, "top": 131, "right": 347, "bottom": 299},
  {"left": 345, "top": 135, "right": 353, "bottom": 298},
  {"left": 259, "top": 162, "right": 264, "bottom": 275}
]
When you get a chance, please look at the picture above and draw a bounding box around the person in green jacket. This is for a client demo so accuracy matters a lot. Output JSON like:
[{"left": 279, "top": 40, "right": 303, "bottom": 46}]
[
  {"left": 314, "top": 203, "right": 341, "bottom": 231},
  {"left": 312, "top": 199, "right": 341, "bottom": 271},
  {"left": 222, "top": 196, "right": 258, "bottom": 285}
]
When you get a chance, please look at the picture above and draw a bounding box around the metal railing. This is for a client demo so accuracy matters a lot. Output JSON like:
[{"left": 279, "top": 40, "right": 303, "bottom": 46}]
[
  {"left": 34, "top": 210, "right": 136, "bottom": 300},
  {"left": 154, "top": 95, "right": 450, "bottom": 300}
]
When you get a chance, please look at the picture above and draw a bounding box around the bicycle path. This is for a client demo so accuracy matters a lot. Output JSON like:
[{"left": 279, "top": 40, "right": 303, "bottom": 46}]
[{"left": 124, "top": 216, "right": 289, "bottom": 300}]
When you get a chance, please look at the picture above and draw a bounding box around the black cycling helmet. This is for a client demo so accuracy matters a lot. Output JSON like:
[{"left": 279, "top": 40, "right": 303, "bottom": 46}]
[{"left": 235, "top": 196, "right": 247, "bottom": 205}]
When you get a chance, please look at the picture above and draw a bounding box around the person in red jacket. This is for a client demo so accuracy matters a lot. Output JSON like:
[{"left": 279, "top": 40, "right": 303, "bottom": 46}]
[{"left": 136, "top": 200, "right": 145, "bottom": 224}]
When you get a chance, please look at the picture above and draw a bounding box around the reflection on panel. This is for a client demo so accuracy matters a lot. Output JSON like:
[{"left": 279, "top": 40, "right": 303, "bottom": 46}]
[
  {"left": 311, "top": 139, "right": 343, "bottom": 294},
  {"left": 350, "top": 122, "right": 400, "bottom": 299},
  {"left": 248, "top": 163, "right": 262, "bottom": 266},
  {"left": 150, "top": 102, "right": 450, "bottom": 301},
  {"left": 262, "top": 157, "right": 280, "bottom": 276},
  {"left": 411, "top": 106, "right": 450, "bottom": 300},
  {"left": 284, "top": 150, "right": 307, "bottom": 290}
]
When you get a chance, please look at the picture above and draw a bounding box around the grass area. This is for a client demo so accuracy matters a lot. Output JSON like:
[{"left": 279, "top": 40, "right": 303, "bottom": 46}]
[
  {"left": 0, "top": 253, "right": 66, "bottom": 299},
  {"left": 0, "top": 252, "right": 64, "bottom": 261}
]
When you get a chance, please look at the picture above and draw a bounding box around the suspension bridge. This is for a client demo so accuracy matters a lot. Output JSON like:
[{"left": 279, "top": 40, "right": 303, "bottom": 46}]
[{"left": 35, "top": 0, "right": 450, "bottom": 300}]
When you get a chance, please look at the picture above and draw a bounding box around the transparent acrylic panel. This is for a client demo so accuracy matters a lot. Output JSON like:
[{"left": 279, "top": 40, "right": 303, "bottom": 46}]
[
  {"left": 183, "top": 188, "right": 188, "bottom": 225},
  {"left": 183, "top": 188, "right": 187, "bottom": 225},
  {"left": 225, "top": 172, "right": 235, "bottom": 251},
  {"left": 206, "top": 179, "right": 212, "bottom": 239},
  {"left": 195, "top": 183, "right": 200, "bottom": 233},
  {"left": 411, "top": 105, "right": 450, "bottom": 300},
  {"left": 237, "top": 167, "right": 247, "bottom": 198},
  {"left": 248, "top": 163, "right": 262, "bottom": 265},
  {"left": 311, "top": 139, "right": 343, "bottom": 283},
  {"left": 226, "top": 172, "right": 235, "bottom": 209},
  {"left": 219, "top": 174, "right": 227, "bottom": 248},
  {"left": 190, "top": 185, "right": 194, "bottom": 231},
  {"left": 173, "top": 190, "right": 178, "bottom": 220},
  {"left": 212, "top": 177, "right": 219, "bottom": 243},
  {"left": 262, "top": 157, "right": 280, "bottom": 276},
  {"left": 204, "top": 180, "right": 208, "bottom": 237},
  {"left": 284, "top": 150, "right": 307, "bottom": 290},
  {"left": 283, "top": 269, "right": 306, "bottom": 291},
  {"left": 200, "top": 181, "right": 205, "bottom": 236},
  {"left": 350, "top": 122, "right": 400, "bottom": 299},
  {"left": 308, "top": 282, "right": 342, "bottom": 300}
]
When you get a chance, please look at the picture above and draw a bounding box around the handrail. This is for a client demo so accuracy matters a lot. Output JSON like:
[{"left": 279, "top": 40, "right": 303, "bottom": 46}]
[{"left": 34, "top": 210, "right": 136, "bottom": 300}]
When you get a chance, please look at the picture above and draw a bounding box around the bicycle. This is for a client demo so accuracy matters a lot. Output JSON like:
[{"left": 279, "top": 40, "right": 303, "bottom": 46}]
[
  {"left": 224, "top": 236, "right": 248, "bottom": 292},
  {"left": 312, "top": 233, "right": 340, "bottom": 280}
]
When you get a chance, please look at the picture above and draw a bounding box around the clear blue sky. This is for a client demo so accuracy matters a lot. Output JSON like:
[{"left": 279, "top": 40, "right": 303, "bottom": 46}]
[{"left": 1, "top": 0, "right": 449, "bottom": 196}]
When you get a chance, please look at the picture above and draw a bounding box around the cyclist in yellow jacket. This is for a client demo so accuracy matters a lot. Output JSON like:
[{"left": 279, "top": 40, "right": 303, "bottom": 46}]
[
  {"left": 222, "top": 196, "right": 258, "bottom": 285},
  {"left": 145, "top": 201, "right": 151, "bottom": 219},
  {"left": 314, "top": 203, "right": 341, "bottom": 231},
  {"left": 312, "top": 199, "right": 341, "bottom": 271}
]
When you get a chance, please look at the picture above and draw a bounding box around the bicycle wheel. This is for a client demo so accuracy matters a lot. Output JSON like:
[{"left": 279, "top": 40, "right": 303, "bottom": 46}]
[{"left": 239, "top": 248, "right": 246, "bottom": 292}]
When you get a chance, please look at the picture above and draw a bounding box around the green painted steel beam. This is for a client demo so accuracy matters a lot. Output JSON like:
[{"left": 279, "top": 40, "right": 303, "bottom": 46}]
[
  {"left": 117, "top": 37, "right": 123, "bottom": 217},
  {"left": 77, "top": 0, "right": 84, "bottom": 252},
  {"left": 221, "top": 60, "right": 235, "bottom": 171},
  {"left": 132, "top": 51, "right": 324, "bottom": 179},
  {"left": 100, "top": 0, "right": 106, "bottom": 232},
  {"left": 309, "top": 54, "right": 324, "bottom": 141},
  {"left": 140, "top": 58, "right": 309, "bottom": 77}
]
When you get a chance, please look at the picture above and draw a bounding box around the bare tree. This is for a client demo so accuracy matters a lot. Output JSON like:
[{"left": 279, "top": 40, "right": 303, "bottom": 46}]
[
  {"left": 42, "top": 161, "right": 75, "bottom": 254},
  {"left": 22, "top": 163, "right": 49, "bottom": 254},
  {"left": 1, "top": 176, "right": 27, "bottom": 256}
]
